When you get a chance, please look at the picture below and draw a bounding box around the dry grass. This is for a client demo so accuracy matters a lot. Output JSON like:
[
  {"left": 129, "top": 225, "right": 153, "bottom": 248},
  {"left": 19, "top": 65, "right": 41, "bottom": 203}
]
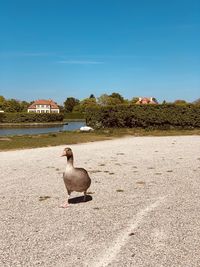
[
  {"left": 1, "top": 128, "right": 200, "bottom": 151},
  {"left": 116, "top": 189, "right": 124, "bottom": 192},
  {"left": 39, "top": 196, "right": 51, "bottom": 201},
  {"left": 136, "top": 181, "right": 146, "bottom": 185}
]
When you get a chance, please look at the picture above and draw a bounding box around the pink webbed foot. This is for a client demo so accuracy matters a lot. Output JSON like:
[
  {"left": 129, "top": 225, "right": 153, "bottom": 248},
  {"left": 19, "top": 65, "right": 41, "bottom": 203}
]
[{"left": 60, "top": 201, "right": 70, "bottom": 208}]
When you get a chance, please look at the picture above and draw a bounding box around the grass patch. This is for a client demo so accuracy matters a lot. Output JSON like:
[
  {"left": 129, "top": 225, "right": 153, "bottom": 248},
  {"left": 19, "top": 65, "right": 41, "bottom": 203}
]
[
  {"left": 89, "top": 170, "right": 102, "bottom": 173},
  {"left": 129, "top": 232, "right": 135, "bottom": 236},
  {"left": 116, "top": 189, "right": 124, "bottom": 192},
  {"left": 1, "top": 128, "right": 200, "bottom": 151},
  {"left": 136, "top": 181, "right": 146, "bottom": 185},
  {"left": 39, "top": 196, "right": 51, "bottom": 201},
  {"left": 48, "top": 133, "right": 57, "bottom": 137}
]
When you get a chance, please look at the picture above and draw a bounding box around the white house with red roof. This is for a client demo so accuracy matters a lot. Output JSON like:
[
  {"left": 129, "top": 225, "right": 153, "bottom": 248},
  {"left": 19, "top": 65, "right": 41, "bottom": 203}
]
[
  {"left": 27, "top": 99, "right": 60, "bottom": 113},
  {"left": 136, "top": 97, "right": 158, "bottom": 105}
]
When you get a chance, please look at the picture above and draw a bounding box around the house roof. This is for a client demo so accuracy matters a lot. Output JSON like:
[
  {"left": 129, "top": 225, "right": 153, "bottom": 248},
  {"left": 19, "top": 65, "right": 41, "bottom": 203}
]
[
  {"left": 28, "top": 99, "right": 59, "bottom": 109},
  {"left": 136, "top": 97, "right": 158, "bottom": 104}
]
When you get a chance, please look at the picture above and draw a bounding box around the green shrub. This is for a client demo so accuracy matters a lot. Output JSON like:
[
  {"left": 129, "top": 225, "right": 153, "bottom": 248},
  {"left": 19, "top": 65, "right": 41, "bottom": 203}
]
[
  {"left": 64, "top": 112, "right": 85, "bottom": 120},
  {"left": 0, "top": 112, "right": 6, "bottom": 123},
  {"left": 0, "top": 113, "right": 64, "bottom": 123},
  {"left": 85, "top": 104, "right": 200, "bottom": 129}
]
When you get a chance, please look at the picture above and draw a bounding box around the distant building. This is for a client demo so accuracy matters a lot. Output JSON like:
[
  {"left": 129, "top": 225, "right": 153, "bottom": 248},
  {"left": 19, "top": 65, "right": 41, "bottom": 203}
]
[
  {"left": 27, "top": 99, "right": 60, "bottom": 113},
  {"left": 136, "top": 97, "right": 158, "bottom": 105}
]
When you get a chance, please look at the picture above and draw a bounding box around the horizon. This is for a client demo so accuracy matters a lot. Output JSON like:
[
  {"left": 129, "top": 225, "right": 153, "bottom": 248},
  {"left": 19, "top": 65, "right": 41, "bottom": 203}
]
[
  {"left": 0, "top": 94, "right": 199, "bottom": 106},
  {"left": 0, "top": 0, "right": 199, "bottom": 104}
]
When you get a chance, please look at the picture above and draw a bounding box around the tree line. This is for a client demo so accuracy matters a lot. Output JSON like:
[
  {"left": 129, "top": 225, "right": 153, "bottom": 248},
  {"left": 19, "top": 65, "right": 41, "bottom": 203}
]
[
  {"left": 1, "top": 93, "right": 200, "bottom": 113},
  {"left": 59, "top": 94, "right": 200, "bottom": 113}
]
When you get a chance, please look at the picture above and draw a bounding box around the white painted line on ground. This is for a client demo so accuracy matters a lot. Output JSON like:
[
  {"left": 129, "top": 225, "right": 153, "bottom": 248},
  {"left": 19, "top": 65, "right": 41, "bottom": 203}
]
[{"left": 92, "top": 197, "right": 166, "bottom": 267}]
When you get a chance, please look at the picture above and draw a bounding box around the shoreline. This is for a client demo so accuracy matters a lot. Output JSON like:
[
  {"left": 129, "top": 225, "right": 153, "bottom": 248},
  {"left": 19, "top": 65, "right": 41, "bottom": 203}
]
[
  {"left": 0, "top": 128, "right": 200, "bottom": 151},
  {"left": 0, "top": 122, "right": 68, "bottom": 127}
]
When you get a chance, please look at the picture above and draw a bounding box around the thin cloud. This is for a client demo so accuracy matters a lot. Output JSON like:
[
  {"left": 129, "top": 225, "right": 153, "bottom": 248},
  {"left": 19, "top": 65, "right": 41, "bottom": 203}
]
[{"left": 58, "top": 60, "right": 104, "bottom": 65}]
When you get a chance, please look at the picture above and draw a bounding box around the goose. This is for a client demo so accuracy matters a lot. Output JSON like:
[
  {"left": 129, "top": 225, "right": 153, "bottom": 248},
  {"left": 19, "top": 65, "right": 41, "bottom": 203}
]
[{"left": 60, "top": 147, "right": 91, "bottom": 208}]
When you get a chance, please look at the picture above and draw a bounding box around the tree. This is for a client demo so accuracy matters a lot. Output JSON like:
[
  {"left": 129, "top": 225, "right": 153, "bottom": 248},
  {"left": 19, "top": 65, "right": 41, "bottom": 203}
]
[
  {"left": 109, "top": 92, "right": 124, "bottom": 103},
  {"left": 0, "top": 96, "right": 31, "bottom": 112},
  {"left": 89, "top": 94, "right": 95, "bottom": 99},
  {"left": 3, "top": 99, "right": 22, "bottom": 112},
  {"left": 193, "top": 98, "right": 200, "bottom": 105},
  {"left": 0, "top": 96, "right": 6, "bottom": 110},
  {"left": 173, "top": 100, "right": 188, "bottom": 105},
  {"left": 19, "top": 101, "right": 30, "bottom": 112},
  {"left": 73, "top": 97, "right": 97, "bottom": 112},
  {"left": 98, "top": 94, "right": 122, "bottom": 106},
  {"left": 64, "top": 97, "right": 80, "bottom": 112},
  {"left": 130, "top": 97, "right": 139, "bottom": 104},
  {"left": 58, "top": 105, "right": 65, "bottom": 113}
]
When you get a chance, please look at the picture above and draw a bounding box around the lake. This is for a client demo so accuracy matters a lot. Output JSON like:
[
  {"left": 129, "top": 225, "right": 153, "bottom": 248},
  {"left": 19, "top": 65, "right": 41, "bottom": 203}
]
[{"left": 0, "top": 121, "right": 86, "bottom": 136}]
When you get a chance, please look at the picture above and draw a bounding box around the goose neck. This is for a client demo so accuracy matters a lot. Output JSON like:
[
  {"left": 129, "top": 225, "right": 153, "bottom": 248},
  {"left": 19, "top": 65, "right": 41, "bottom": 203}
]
[{"left": 67, "top": 155, "right": 74, "bottom": 167}]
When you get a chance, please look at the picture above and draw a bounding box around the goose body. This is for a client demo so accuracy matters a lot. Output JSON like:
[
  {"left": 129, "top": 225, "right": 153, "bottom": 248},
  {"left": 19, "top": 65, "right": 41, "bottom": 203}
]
[
  {"left": 61, "top": 147, "right": 91, "bottom": 207},
  {"left": 63, "top": 165, "right": 91, "bottom": 193}
]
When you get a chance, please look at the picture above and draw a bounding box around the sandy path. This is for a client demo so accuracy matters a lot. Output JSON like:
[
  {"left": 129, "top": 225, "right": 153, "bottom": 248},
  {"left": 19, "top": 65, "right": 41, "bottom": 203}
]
[{"left": 0, "top": 136, "right": 200, "bottom": 267}]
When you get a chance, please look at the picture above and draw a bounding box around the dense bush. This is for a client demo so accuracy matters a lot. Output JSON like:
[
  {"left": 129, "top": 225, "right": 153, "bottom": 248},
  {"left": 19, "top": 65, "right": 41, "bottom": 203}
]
[
  {"left": 64, "top": 112, "right": 85, "bottom": 120},
  {"left": 0, "top": 112, "right": 64, "bottom": 123},
  {"left": 85, "top": 104, "right": 200, "bottom": 129}
]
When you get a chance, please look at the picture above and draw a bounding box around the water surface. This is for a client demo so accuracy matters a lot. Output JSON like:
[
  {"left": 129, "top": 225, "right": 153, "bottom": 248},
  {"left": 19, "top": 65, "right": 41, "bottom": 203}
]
[{"left": 0, "top": 121, "right": 86, "bottom": 136}]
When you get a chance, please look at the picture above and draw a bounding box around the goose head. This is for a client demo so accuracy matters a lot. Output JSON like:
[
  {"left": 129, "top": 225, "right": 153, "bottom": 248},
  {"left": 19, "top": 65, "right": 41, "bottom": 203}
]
[{"left": 61, "top": 147, "right": 73, "bottom": 158}]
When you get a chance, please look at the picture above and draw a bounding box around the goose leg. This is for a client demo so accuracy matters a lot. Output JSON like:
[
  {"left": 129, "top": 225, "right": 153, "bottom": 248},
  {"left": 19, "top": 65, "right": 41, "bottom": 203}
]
[
  {"left": 83, "top": 191, "right": 87, "bottom": 202},
  {"left": 60, "top": 191, "right": 71, "bottom": 208}
]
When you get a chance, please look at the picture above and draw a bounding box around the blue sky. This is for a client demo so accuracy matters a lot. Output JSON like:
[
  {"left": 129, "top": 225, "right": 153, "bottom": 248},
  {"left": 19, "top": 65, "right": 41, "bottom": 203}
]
[{"left": 0, "top": 0, "right": 199, "bottom": 104}]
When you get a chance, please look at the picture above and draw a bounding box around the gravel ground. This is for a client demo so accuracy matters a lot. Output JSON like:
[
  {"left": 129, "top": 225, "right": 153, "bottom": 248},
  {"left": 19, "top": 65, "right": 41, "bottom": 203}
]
[{"left": 0, "top": 136, "right": 200, "bottom": 267}]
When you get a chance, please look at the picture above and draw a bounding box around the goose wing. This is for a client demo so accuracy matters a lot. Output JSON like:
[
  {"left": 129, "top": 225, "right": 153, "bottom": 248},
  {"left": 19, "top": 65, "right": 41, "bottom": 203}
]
[{"left": 63, "top": 167, "right": 91, "bottom": 192}]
